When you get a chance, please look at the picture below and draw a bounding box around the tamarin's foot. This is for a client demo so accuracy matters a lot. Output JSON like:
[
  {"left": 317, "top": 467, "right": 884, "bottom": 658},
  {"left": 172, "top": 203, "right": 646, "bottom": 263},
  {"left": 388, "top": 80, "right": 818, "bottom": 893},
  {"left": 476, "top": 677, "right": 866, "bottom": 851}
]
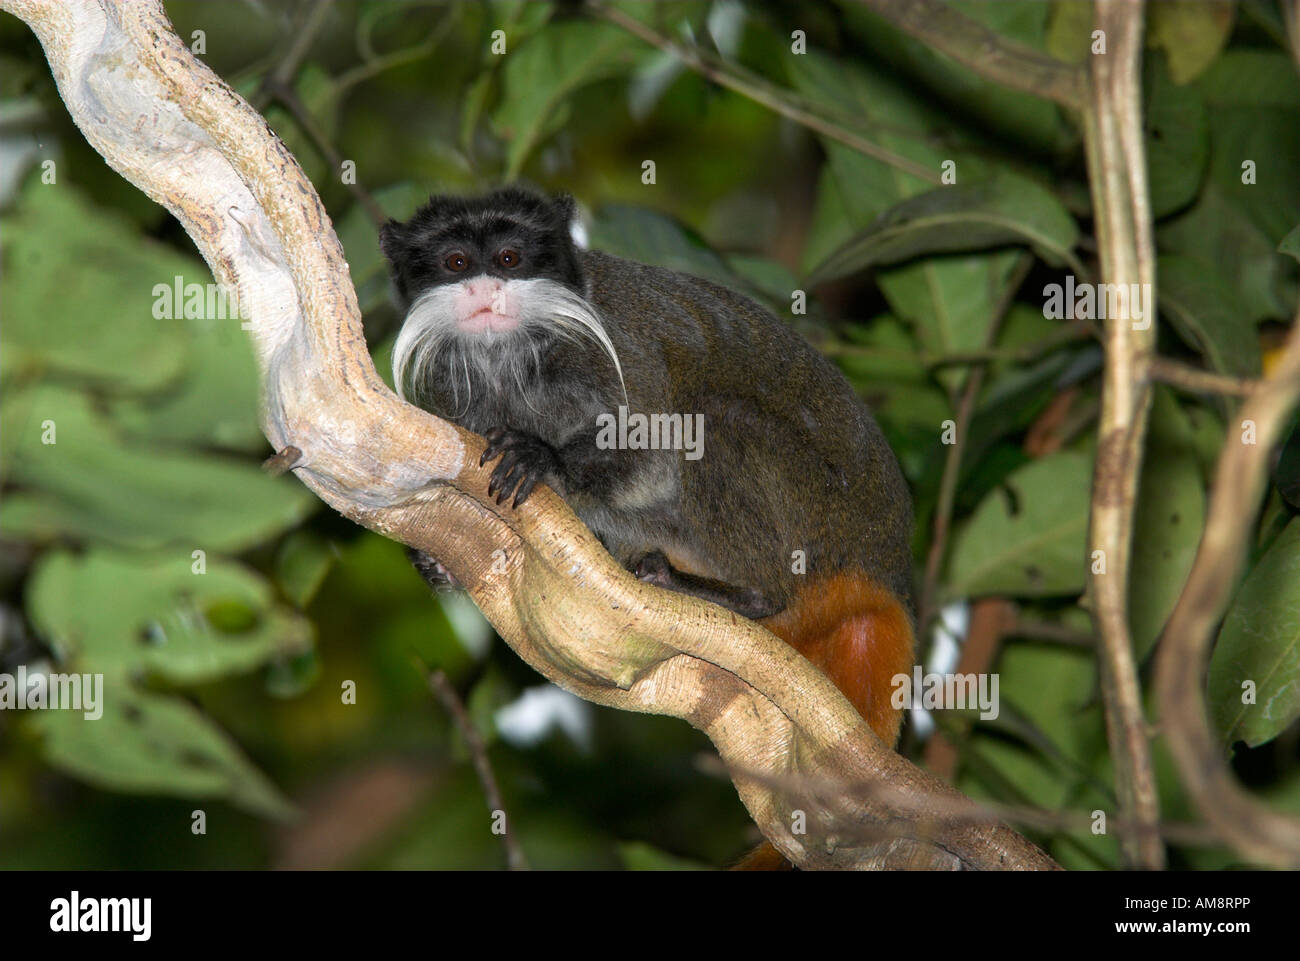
[
  {"left": 480, "top": 427, "right": 558, "bottom": 507},
  {"left": 407, "top": 547, "right": 463, "bottom": 591},
  {"left": 633, "top": 550, "right": 783, "bottom": 620}
]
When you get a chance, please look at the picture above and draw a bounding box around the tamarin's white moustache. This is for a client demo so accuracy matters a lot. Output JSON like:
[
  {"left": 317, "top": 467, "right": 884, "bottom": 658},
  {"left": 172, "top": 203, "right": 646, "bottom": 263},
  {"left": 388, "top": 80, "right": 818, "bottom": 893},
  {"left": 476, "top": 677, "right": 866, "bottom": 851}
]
[{"left": 392, "top": 277, "right": 626, "bottom": 409}]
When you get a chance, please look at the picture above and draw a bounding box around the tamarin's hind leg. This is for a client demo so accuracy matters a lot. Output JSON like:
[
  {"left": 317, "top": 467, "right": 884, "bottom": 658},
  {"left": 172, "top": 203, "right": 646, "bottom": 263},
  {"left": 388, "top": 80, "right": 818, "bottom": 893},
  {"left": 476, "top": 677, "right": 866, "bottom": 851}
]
[{"left": 632, "top": 550, "right": 782, "bottom": 619}]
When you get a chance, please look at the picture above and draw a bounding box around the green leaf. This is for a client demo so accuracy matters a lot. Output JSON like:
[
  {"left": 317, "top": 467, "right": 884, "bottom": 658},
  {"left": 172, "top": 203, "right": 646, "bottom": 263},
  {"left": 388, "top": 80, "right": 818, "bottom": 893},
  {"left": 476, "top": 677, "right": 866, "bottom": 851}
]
[
  {"left": 1204, "top": 107, "right": 1300, "bottom": 243},
  {"left": 1209, "top": 518, "right": 1300, "bottom": 747},
  {"left": 27, "top": 548, "right": 313, "bottom": 684},
  {"left": 22, "top": 547, "right": 311, "bottom": 818},
  {"left": 1158, "top": 254, "right": 1262, "bottom": 377},
  {"left": 947, "top": 451, "right": 1092, "bottom": 598},
  {"left": 1159, "top": 185, "right": 1296, "bottom": 323},
  {"left": 836, "top": 0, "right": 1073, "bottom": 158},
  {"left": 108, "top": 314, "right": 263, "bottom": 452},
  {"left": 0, "top": 383, "right": 316, "bottom": 551},
  {"left": 587, "top": 204, "right": 746, "bottom": 290},
  {"left": 1128, "top": 389, "right": 1207, "bottom": 659},
  {"left": 0, "top": 182, "right": 193, "bottom": 391},
  {"left": 1192, "top": 50, "right": 1300, "bottom": 109},
  {"left": 806, "top": 173, "right": 1079, "bottom": 286},
  {"left": 789, "top": 52, "right": 1040, "bottom": 389},
  {"left": 1147, "top": 0, "right": 1234, "bottom": 85},
  {"left": 877, "top": 250, "right": 1025, "bottom": 391},
  {"left": 493, "top": 20, "right": 640, "bottom": 179},
  {"left": 29, "top": 690, "right": 294, "bottom": 820},
  {"left": 1144, "top": 60, "right": 1209, "bottom": 218}
]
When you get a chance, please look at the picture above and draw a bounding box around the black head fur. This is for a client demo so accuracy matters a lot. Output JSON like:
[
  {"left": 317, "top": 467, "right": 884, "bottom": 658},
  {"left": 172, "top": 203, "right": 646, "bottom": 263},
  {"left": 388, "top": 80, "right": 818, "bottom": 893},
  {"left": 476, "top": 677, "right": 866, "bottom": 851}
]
[{"left": 379, "top": 187, "right": 584, "bottom": 305}]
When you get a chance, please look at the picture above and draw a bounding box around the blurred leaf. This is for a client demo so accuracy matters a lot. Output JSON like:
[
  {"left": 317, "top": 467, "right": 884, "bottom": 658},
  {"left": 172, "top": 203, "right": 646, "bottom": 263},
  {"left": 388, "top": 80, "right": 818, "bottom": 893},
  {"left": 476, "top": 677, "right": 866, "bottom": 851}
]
[
  {"left": 948, "top": 451, "right": 1092, "bottom": 598},
  {"left": 108, "top": 315, "right": 263, "bottom": 452},
  {"left": 1209, "top": 517, "right": 1300, "bottom": 748},
  {"left": 30, "top": 690, "right": 293, "bottom": 820},
  {"left": 806, "top": 173, "right": 1079, "bottom": 285},
  {"left": 0, "top": 383, "right": 316, "bottom": 551},
  {"left": 0, "top": 181, "right": 191, "bottom": 391},
  {"left": 1147, "top": 0, "right": 1234, "bottom": 85},
  {"left": 1144, "top": 60, "right": 1209, "bottom": 218},
  {"left": 1129, "top": 389, "right": 1206, "bottom": 659},
  {"left": 27, "top": 548, "right": 312, "bottom": 684},
  {"left": 23, "top": 547, "right": 310, "bottom": 818},
  {"left": 1158, "top": 254, "right": 1262, "bottom": 377},
  {"left": 1201, "top": 101, "right": 1300, "bottom": 244},
  {"left": 725, "top": 253, "right": 799, "bottom": 304},
  {"left": 493, "top": 21, "right": 640, "bottom": 179}
]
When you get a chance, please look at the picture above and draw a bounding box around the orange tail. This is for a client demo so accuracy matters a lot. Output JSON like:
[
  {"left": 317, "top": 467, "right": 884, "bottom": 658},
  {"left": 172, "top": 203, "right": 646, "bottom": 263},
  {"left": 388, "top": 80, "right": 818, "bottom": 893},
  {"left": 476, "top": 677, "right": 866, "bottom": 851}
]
[{"left": 760, "top": 571, "right": 915, "bottom": 745}]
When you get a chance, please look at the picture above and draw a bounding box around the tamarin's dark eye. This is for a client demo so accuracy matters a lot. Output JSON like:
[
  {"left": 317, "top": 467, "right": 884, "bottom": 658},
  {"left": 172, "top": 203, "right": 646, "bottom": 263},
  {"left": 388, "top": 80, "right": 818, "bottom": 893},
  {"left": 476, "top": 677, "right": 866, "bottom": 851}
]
[
  {"left": 445, "top": 252, "right": 469, "bottom": 272},
  {"left": 497, "top": 249, "right": 521, "bottom": 268}
]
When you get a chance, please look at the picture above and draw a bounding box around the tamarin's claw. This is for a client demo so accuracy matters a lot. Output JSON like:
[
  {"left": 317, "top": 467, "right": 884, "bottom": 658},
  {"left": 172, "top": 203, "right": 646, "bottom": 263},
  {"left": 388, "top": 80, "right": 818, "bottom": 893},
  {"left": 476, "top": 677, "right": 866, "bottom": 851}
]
[{"left": 480, "top": 427, "right": 558, "bottom": 507}]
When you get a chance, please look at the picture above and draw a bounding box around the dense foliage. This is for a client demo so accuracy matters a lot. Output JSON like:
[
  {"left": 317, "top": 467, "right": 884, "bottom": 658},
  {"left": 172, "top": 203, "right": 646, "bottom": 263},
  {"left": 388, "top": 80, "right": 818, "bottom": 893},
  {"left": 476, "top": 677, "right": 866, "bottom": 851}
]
[{"left": 1, "top": 0, "right": 1297, "bottom": 869}]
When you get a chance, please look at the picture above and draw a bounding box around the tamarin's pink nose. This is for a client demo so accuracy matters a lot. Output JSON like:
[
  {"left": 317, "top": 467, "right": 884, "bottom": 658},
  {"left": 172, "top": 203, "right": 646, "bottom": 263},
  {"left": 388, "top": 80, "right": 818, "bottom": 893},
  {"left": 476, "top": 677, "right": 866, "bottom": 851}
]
[{"left": 464, "top": 277, "right": 502, "bottom": 297}]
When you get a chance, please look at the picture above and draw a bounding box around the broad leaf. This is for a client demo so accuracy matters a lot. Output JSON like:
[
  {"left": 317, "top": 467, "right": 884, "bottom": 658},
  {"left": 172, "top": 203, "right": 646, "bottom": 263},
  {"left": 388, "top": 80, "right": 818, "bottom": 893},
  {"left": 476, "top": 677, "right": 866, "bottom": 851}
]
[
  {"left": 947, "top": 451, "right": 1092, "bottom": 598},
  {"left": 1209, "top": 518, "right": 1300, "bottom": 748}
]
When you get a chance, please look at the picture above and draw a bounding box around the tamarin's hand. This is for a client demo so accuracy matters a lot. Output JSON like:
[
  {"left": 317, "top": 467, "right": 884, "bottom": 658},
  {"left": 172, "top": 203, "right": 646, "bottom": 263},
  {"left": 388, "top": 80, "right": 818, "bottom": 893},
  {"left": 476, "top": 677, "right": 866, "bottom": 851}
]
[
  {"left": 381, "top": 188, "right": 917, "bottom": 867},
  {"left": 480, "top": 426, "right": 558, "bottom": 508}
]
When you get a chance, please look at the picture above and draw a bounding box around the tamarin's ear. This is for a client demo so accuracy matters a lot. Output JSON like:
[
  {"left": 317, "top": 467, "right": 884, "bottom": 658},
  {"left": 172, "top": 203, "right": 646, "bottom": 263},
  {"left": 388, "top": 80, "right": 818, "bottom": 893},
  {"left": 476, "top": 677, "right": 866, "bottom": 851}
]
[
  {"left": 378, "top": 219, "right": 408, "bottom": 266},
  {"left": 553, "top": 193, "right": 588, "bottom": 250},
  {"left": 552, "top": 192, "right": 577, "bottom": 222}
]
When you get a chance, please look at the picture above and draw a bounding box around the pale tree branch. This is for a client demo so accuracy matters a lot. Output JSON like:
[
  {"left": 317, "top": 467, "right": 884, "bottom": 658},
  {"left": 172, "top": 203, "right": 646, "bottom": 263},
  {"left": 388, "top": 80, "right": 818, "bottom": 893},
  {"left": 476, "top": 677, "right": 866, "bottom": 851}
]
[
  {"left": 1079, "top": 0, "right": 1164, "bottom": 869},
  {"left": 1154, "top": 302, "right": 1300, "bottom": 868},
  {"left": 3, "top": 0, "right": 1057, "bottom": 870}
]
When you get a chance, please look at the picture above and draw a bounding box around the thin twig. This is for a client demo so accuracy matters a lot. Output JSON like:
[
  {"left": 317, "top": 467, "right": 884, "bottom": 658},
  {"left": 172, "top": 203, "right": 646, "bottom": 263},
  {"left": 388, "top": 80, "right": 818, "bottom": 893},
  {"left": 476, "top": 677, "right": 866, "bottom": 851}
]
[
  {"left": 586, "top": 0, "right": 942, "bottom": 185},
  {"left": 1006, "top": 618, "right": 1096, "bottom": 648},
  {"left": 427, "top": 669, "right": 529, "bottom": 871},
  {"left": 1149, "top": 356, "right": 1256, "bottom": 397}
]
